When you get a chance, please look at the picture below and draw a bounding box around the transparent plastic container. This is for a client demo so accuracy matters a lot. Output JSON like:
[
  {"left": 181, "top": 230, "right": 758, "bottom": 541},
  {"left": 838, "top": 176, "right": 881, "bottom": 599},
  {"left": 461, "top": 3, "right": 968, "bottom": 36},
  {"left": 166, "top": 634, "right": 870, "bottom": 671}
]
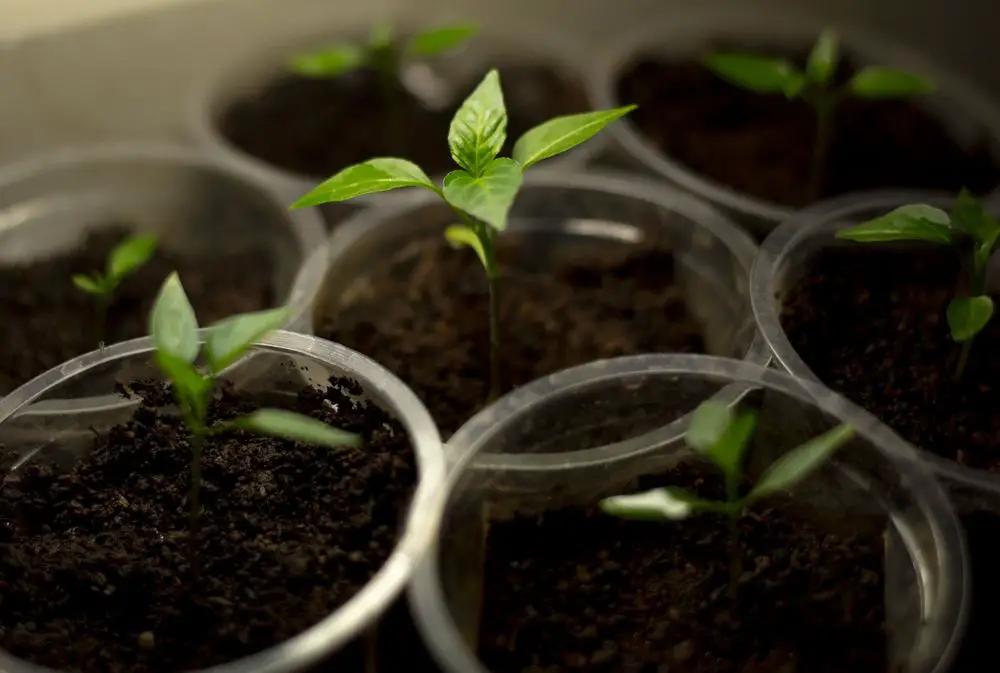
[
  {"left": 588, "top": 6, "right": 1000, "bottom": 237},
  {"left": 409, "top": 354, "right": 969, "bottom": 673},
  {"left": 0, "top": 143, "right": 328, "bottom": 418},
  {"left": 0, "top": 329, "right": 446, "bottom": 673},
  {"left": 751, "top": 189, "right": 1000, "bottom": 511}
]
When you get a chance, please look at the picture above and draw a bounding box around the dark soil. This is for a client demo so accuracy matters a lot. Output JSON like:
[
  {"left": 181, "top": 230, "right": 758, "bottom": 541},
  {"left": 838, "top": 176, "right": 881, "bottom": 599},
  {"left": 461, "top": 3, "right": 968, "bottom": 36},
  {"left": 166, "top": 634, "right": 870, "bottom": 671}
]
[
  {"left": 618, "top": 55, "right": 1000, "bottom": 207},
  {"left": 950, "top": 512, "right": 1000, "bottom": 672},
  {"left": 781, "top": 246, "right": 1000, "bottom": 472},
  {"left": 318, "top": 240, "right": 706, "bottom": 438},
  {"left": 0, "top": 375, "right": 417, "bottom": 673},
  {"left": 221, "top": 64, "right": 590, "bottom": 180},
  {"left": 479, "top": 464, "right": 886, "bottom": 672},
  {"left": 0, "top": 227, "right": 276, "bottom": 396}
]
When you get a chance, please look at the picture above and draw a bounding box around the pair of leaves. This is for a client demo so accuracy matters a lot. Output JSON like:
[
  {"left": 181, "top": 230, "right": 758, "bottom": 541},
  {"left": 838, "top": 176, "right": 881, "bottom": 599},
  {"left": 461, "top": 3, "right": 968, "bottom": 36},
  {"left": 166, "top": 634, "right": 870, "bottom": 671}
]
[
  {"left": 73, "top": 234, "right": 158, "bottom": 298},
  {"left": 600, "top": 401, "right": 854, "bottom": 522},
  {"left": 289, "top": 23, "right": 477, "bottom": 79}
]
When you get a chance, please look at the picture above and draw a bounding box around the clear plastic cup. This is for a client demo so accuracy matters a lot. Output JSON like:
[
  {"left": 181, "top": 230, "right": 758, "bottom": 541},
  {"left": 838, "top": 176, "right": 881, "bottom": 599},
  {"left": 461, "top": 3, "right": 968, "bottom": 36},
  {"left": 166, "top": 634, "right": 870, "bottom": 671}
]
[
  {"left": 0, "top": 330, "right": 446, "bottom": 673},
  {"left": 409, "top": 354, "right": 969, "bottom": 673},
  {"left": 750, "top": 189, "right": 1000, "bottom": 511}
]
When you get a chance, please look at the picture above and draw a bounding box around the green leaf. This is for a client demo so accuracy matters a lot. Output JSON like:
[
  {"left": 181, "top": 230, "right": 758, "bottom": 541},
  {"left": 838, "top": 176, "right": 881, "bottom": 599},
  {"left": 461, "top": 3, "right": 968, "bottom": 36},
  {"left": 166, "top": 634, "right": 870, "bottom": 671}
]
[
  {"left": 511, "top": 105, "right": 636, "bottom": 169},
  {"left": 155, "top": 350, "right": 212, "bottom": 423},
  {"left": 600, "top": 486, "right": 727, "bottom": 521},
  {"left": 703, "top": 53, "right": 800, "bottom": 94},
  {"left": 149, "top": 272, "right": 200, "bottom": 364},
  {"left": 951, "top": 188, "right": 1000, "bottom": 249},
  {"left": 289, "top": 44, "right": 367, "bottom": 78},
  {"left": 707, "top": 411, "right": 757, "bottom": 480},
  {"left": 747, "top": 424, "right": 854, "bottom": 502},
  {"left": 407, "top": 24, "right": 478, "bottom": 56},
  {"left": 848, "top": 67, "right": 935, "bottom": 98},
  {"left": 685, "top": 401, "right": 733, "bottom": 453},
  {"left": 782, "top": 71, "right": 808, "bottom": 99},
  {"left": 806, "top": 28, "right": 839, "bottom": 85},
  {"left": 835, "top": 204, "right": 952, "bottom": 244},
  {"left": 448, "top": 69, "right": 506, "bottom": 176},
  {"left": 292, "top": 158, "right": 438, "bottom": 208},
  {"left": 442, "top": 158, "right": 523, "bottom": 231},
  {"left": 444, "top": 224, "right": 488, "bottom": 268},
  {"left": 72, "top": 273, "right": 106, "bottom": 296},
  {"left": 369, "top": 23, "right": 394, "bottom": 51},
  {"left": 232, "top": 409, "right": 362, "bottom": 448},
  {"left": 947, "top": 296, "right": 994, "bottom": 342},
  {"left": 205, "top": 306, "right": 291, "bottom": 373},
  {"left": 107, "top": 234, "right": 158, "bottom": 281}
]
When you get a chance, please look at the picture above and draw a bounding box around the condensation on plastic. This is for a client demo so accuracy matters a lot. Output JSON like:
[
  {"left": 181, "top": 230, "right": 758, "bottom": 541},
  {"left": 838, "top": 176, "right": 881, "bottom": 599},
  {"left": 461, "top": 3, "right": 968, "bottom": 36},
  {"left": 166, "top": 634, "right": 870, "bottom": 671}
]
[
  {"left": 587, "top": 6, "right": 1000, "bottom": 237},
  {"left": 318, "top": 168, "right": 771, "bottom": 467},
  {"left": 0, "top": 330, "right": 446, "bottom": 673},
  {"left": 408, "top": 354, "right": 970, "bottom": 673},
  {"left": 0, "top": 143, "right": 328, "bottom": 418},
  {"left": 751, "top": 188, "right": 1000, "bottom": 511}
]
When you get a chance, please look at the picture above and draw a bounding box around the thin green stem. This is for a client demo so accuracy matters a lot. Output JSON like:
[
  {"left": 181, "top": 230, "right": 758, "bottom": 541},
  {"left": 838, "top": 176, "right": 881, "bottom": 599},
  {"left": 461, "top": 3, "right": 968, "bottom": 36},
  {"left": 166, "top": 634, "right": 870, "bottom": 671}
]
[
  {"left": 807, "top": 93, "right": 836, "bottom": 201},
  {"left": 96, "top": 292, "right": 111, "bottom": 348},
  {"left": 481, "top": 226, "right": 501, "bottom": 402},
  {"left": 954, "top": 250, "right": 988, "bottom": 381},
  {"left": 955, "top": 341, "right": 972, "bottom": 381}
]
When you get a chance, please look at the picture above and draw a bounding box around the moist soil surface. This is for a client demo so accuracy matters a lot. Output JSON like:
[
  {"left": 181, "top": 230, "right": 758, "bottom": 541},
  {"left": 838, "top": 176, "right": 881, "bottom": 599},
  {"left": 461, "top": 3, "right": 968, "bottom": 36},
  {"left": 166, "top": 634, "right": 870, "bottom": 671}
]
[
  {"left": 781, "top": 246, "right": 1000, "bottom": 472},
  {"left": 0, "top": 227, "right": 276, "bottom": 396},
  {"left": 0, "top": 376, "right": 417, "bottom": 673},
  {"left": 221, "top": 64, "right": 590, "bottom": 180},
  {"left": 618, "top": 56, "right": 1000, "bottom": 208},
  {"left": 479, "top": 464, "right": 886, "bottom": 673},
  {"left": 318, "top": 240, "right": 706, "bottom": 438}
]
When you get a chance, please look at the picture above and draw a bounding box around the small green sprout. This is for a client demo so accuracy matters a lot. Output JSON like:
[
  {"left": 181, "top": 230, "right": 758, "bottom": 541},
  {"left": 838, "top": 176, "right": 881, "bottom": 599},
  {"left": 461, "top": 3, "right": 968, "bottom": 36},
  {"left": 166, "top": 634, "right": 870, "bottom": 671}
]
[
  {"left": 836, "top": 188, "right": 997, "bottom": 378},
  {"left": 704, "top": 29, "right": 935, "bottom": 197},
  {"left": 600, "top": 400, "right": 853, "bottom": 596},
  {"left": 292, "top": 69, "right": 635, "bottom": 401},
  {"left": 73, "top": 233, "right": 158, "bottom": 345},
  {"left": 149, "top": 272, "right": 361, "bottom": 566}
]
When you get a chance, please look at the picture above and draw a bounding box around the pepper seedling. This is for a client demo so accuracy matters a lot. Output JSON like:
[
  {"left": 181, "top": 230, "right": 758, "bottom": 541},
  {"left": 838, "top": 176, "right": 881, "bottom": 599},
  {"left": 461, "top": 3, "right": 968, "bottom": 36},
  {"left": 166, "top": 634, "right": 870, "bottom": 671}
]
[
  {"left": 292, "top": 69, "right": 635, "bottom": 401},
  {"left": 704, "top": 29, "right": 934, "bottom": 196},
  {"left": 836, "top": 188, "right": 998, "bottom": 378},
  {"left": 600, "top": 400, "right": 853, "bottom": 596},
  {"left": 73, "top": 233, "right": 158, "bottom": 346},
  {"left": 149, "top": 272, "right": 361, "bottom": 567}
]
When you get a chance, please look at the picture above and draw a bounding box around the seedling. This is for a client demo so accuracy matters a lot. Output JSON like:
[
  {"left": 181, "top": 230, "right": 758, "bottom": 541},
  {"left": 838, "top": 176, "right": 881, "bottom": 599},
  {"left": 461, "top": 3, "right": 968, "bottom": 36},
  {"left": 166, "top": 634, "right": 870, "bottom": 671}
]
[
  {"left": 600, "top": 400, "right": 853, "bottom": 596},
  {"left": 837, "top": 188, "right": 998, "bottom": 378},
  {"left": 704, "top": 29, "right": 934, "bottom": 196},
  {"left": 292, "top": 69, "right": 635, "bottom": 401},
  {"left": 149, "top": 272, "right": 361, "bottom": 567},
  {"left": 73, "top": 233, "right": 158, "bottom": 345}
]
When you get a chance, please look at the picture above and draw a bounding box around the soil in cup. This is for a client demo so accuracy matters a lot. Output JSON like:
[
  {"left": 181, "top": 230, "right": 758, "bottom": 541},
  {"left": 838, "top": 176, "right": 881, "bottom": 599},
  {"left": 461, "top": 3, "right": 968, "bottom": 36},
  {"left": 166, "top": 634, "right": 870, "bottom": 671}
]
[
  {"left": 478, "top": 463, "right": 886, "bottom": 672},
  {"left": 0, "top": 227, "right": 276, "bottom": 396},
  {"left": 221, "top": 64, "right": 590, "bottom": 181},
  {"left": 618, "top": 52, "right": 1000, "bottom": 208},
  {"left": 318, "top": 239, "right": 708, "bottom": 438},
  {"left": 0, "top": 375, "right": 417, "bottom": 673}
]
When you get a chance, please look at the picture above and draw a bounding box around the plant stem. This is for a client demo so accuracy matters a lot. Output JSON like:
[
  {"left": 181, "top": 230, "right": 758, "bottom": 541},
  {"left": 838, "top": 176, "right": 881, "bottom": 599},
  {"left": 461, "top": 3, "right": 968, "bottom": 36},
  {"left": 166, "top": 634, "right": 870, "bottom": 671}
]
[
  {"left": 188, "top": 430, "right": 205, "bottom": 577},
  {"left": 96, "top": 294, "right": 110, "bottom": 349},
  {"left": 955, "top": 341, "right": 972, "bottom": 380},
  {"left": 807, "top": 95, "right": 835, "bottom": 201},
  {"left": 955, "top": 251, "right": 988, "bottom": 381},
  {"left": 482, "top": 227, "right": 501, "bottom": 402}
]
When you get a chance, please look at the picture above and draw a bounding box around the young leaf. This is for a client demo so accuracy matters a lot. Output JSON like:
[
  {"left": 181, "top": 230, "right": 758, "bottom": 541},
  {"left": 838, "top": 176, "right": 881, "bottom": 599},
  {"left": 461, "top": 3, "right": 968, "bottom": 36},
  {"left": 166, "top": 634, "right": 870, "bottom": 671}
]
[
  {"left": 442, "top": 158, "right": 523, "bottom": 231},
  {"left": 232, "top": 409, "right": 362, "bottom": 448},
  {"left": 289, "top": 45, "right": 367, "bottom": 78},
  {"left": 835, "top": 204, "right": 952, "bottom": 244},
  {"left": 706, "top": 411, "right": 757, "bottom": 481},
  {"left": 150, "top": 272, "right": 200, "bottom": 363},
  {"left": 205, "top": 306, "right": 291, "bottom": 373},
  {"left": 73, "top": 274, "right": 105, "bottom": 296},
  {"left": 685, "top": 401, "right": 733, "bottom": 453},
  {"left": 448, "top": 69, "right": 507, "bottom": 176},
  {"left": 407, "top": 24, "right": 478, "bottom": 56},
  {"left": 511, "top": 105, "right": 637, "bottom": 169},
  {"left": 947, "top": 296, "right": 994, "bottom": 342},
  {"left": 292, "top": 158, "right": 438, "bottom": 208},
  {"left": 155, "top": 349, "right": 211, "bottom": 418},
  {"left": 703, "top": 53, "right": 799, "bottom": 94},
  {"left": 951, "top": 188, "right": 1000, "bottom": 249},
  {"left": 107, "top": 234, "right": 158, "bottom": 281},
  {"left": 782, "top": 72, "right": 808, "bottom": 99},
  {"left": 369, "top": 23, "right": 394, "bottom": 51},
  {"left": 746, "top": 424, "right": 854, "bottom": 503},
  {"left": 600, "top": 486, "right": 727, "bottom": 521},
  {"left": 848, "top": 67, "right": 934, "bottom": 98},
  {"left": 444, "top": 224, "right": 488, "bottom": 268},
  {"left": 806, "top": 29, "right": 839, "bottom": 85}
]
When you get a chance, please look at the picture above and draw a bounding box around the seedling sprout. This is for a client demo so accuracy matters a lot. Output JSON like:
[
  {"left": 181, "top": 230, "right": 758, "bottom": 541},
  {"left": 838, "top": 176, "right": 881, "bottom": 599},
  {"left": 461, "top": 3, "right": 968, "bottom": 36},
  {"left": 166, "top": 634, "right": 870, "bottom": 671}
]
[
  {"left": 836, "top": 188, "right": 998, "bottom": 378},
  {"left": 292, "top": 69, "right": 635, "bottom": 401},
  {"left": 149, "top": 272, "right": 361, "bottom": 568},
  {"left": 704, "top": 29, "right": 934, "bottom": 197},
  {"left": 73, "top": 233, "right": 158, "bottom": 346},
  {"left": 601, "top": 400, "right": 853, "bottom": 596}
]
